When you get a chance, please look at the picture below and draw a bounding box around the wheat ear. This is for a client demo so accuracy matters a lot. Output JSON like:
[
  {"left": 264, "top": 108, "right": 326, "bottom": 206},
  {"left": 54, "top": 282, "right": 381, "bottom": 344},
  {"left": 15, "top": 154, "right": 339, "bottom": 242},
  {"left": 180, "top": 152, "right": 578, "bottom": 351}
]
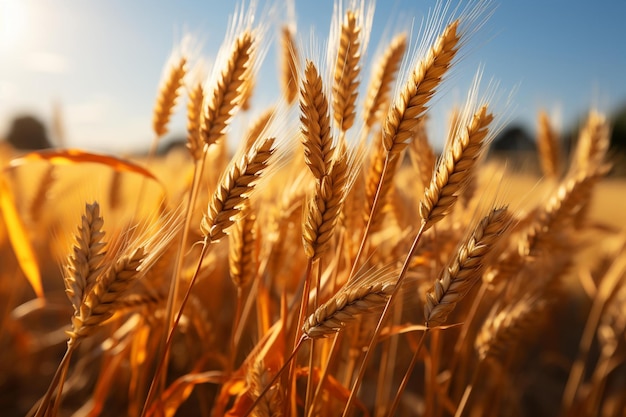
[
  {"left": 247, "top": 358, "right": 283, "bottom": 417},
  {"left": 363, "top": 33, "right": 407, "bottom": 128},
  {"left": 382, "top": 19, "right": 459, "bottom": 153},
  {"left": 424, "top": 207, "right": 511, "bottom": 327},
  {"left": 408, "top": 118, "right": 435, "bottom": 189},
  {"left": 363, "top": 20, "right": 460, "bottom": 231},
  {"left": 570, "top": 110, "right": 610, "bottom": 175},
  {"left": 229, "top": 200, "right": 258, "bottom": 288},
  {"left": 153, "top": 56, "right": 187, "bottom": 138},
  {"left": 420, "top": 105, "right": 493, "bottom": 229},
  {"left": 475, "top": 295, "right": 548, "bottom": 362},
  {"left": 186, "top": 81, "right": 205, "bottom": 161},
  {"left": 333, "top": 10, "right": 361, "bottom": 132},
  {"left": 201, "top": 137, "right": 275, "bottom": 242},
  {"left": 201, "top": 31, "right": 255, "bottom": 147},
  {"left": 64, "top": 202, "right": 107, "bottom": 313},
  {"left": 300, "top": 60, "right": 335, "bottom": 180},
  {"left": 303, "top": 279, "right": 396, "bottom": 339},
  {"left": 67, "top": 247, "right": 145, "bottom": 344},
  {"left": 537, "top": 110, "right": 562, "bottom": 179},
  {"left": 302, "top": 147, "right": 350, "bottom": 260},
  {"left": 280, "top": 26, "right": 300, "bottom": 105}
]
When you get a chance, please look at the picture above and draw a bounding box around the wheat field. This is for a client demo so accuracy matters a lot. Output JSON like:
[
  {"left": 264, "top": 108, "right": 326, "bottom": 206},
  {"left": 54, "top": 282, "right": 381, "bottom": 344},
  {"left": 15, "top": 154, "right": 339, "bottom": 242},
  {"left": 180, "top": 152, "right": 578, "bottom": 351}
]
[{"left": 1, "top": 1, "right": 626, "bottom": 416}]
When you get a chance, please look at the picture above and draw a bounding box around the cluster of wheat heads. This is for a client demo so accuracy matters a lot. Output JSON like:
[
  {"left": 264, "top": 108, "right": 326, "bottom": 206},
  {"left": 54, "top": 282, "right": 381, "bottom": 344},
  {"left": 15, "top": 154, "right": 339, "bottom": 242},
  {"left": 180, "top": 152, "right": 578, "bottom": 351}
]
[{"left": 1, "top": 1, "right": 625, "bottom": 416}]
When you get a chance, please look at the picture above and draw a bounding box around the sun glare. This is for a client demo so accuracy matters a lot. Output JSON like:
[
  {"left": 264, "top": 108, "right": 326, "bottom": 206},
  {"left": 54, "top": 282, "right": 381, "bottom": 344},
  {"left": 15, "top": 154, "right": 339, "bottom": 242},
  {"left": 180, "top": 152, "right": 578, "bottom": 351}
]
[{"left": 0, "top": 0, "right": 27, "bottom": 51}]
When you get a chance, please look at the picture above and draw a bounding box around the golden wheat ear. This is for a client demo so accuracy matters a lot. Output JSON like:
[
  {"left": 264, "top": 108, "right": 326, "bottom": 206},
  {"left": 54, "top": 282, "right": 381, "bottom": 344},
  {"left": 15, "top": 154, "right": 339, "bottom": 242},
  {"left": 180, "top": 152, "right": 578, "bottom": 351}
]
[
  {"left": 363, "top": 33, "right": 408, "bottom": 129},
  {"left": 280, "top": 25, "right": 300, "bottom": 105},
  {"left": 152, "top": 55, "right": 187, "bottom": 139},
  {"left": 424, "top": 206, "right": 512, "bottom": 327},
  {"left": 300, "top": 59, "right": 335, "bottom": 180},
  {"left": 537, "top": 110, "right": 562, "bottom": 180},
  {"left": 332, "top": 10, "right": 362, "bottom": 132},
  {"left": 420, "top": 104, "right": 493, "bottom": 230},
  {"left": 201, "top": 31, "right": 255, "bottom": 148},
  {"left": 201, "top": 137, "right": 275, "bottom": 242}
]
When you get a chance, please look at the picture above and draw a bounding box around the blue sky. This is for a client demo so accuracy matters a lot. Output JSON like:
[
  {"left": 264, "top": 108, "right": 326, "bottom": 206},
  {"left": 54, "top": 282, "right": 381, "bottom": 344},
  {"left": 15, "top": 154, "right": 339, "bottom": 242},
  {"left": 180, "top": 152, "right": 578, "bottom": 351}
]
[{"left": 1, "top": 0, "right": 625, "bottom": 152}]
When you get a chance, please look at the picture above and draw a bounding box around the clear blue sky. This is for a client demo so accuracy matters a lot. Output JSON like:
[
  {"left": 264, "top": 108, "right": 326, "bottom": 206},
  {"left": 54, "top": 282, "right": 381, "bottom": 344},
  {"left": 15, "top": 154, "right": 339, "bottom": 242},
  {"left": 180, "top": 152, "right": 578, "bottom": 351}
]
[{"left": 1, "top": 0, "right": 625, "bottom": 152}]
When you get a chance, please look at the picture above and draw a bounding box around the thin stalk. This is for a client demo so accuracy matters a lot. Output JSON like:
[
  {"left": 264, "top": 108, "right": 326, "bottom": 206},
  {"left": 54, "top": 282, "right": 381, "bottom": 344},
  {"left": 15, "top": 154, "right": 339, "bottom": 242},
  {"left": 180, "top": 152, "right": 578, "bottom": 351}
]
[
  {"left": 305, "top": 261, "right": 322, "bottom": 415},
  {"left": 307, "top": 332, "right": 343, "bottom": 417},
  {"left": 561, "top": 253, "right": 626, "bottom": 413},
  {"left": 349, "top": 155, "right": 391, "bottom": 281},
  {"left": 454, "top": 363, "right": 482, "bottom": 417},
  {"left": 342, "top": 220, "right": 427, "bottom": 417},
  {"left": 243, "top": 337, "right": 306, "bottom": 417},
  {"left": 34, "top": 345, "right": 75, "bottom": 417},
  {"left": 287, "top": 259, "right": 313, "bottom": 414},
  {"left": 385, "top": 331, "right": 428, "bottom": 417},
  {"left": 159, "top": 154, "right": 206, "bottom": 392},
  {"left": 141, "top": 239, "right": 210, "bottom": 417},
  {"left": 375, "top": 296, "right": 403, "bottom": 416},
  {"left": 229, "top": 287, "right": 245, "bottom": 373}
]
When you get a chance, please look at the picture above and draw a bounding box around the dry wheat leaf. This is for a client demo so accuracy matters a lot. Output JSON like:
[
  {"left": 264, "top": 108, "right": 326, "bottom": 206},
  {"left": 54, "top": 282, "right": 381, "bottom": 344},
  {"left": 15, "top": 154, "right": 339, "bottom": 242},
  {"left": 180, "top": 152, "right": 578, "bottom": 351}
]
[
  {"left": 10, "top": 149, "right": 163, "bottom": 188},
  {"left": 0, "top": 175, "right": 43, "bottom": 298},
  {"left": 296, "top": 367, "right": 370, "bottom": 416},
  {"left": 149, "top": 371, "right": 224, "bottom": 417}
]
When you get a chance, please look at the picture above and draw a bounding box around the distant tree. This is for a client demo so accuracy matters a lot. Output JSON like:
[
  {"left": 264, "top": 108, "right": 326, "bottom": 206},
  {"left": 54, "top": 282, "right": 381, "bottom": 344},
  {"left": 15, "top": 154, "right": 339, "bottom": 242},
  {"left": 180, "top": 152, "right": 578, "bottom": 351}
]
[
  {"left": 610, "top": 103, "right": 626, "bottom": 154},
  {"left": 5, "top": 115, "right": 53, "bottom": 150},
  {"left": 490, "top": 125, "right": 536, "bottom": 152}
]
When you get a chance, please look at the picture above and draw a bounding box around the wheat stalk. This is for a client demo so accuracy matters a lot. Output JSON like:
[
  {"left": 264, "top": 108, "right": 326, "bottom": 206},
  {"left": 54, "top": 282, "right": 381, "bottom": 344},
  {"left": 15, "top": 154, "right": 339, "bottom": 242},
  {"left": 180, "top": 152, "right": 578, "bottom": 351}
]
[
  {"left": 300, "top": 59, "right": 335, "bottom": 180},
  {"left": 201, "top": 31, "right": 255, "bottom": 147},
  {"left": 424, "top": 206, "right": 511, "bottom": 327},
  {"left": 332, "top": 10, "right": 361, "bottom": 132},
  {"left": 420, "top": 105, "right": 493, "bottom": 229},
  {"left": 153, "top": 56, "right": 187, "bottom": 138},
  {"left": 201, "top": 137, "right": 275, "bottom": 242},
  {"left": 363, "top": 33, "right": 407, "bottom": 128}
]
